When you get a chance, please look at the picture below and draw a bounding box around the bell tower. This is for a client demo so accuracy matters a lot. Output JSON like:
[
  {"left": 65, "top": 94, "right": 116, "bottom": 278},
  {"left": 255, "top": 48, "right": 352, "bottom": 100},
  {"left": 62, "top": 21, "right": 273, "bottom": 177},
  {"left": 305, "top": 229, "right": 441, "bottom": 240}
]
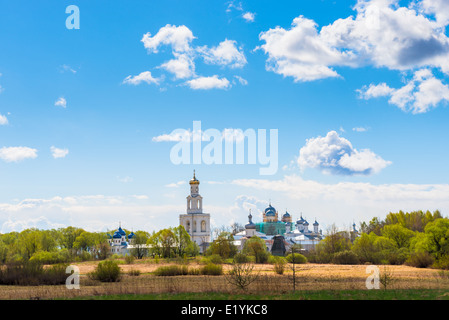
[{"left": 179, "top": 170, "right": 211, "bottom": 252}]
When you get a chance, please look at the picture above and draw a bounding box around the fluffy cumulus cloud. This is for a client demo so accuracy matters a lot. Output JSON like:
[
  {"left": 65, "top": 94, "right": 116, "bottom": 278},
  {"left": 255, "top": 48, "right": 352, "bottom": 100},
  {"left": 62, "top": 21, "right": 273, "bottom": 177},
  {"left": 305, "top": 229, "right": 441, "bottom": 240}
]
[
  {"left": 0, "top": 146, "right": 38, "bottom": 162},
  {"left": 242, "top": 12, "right": 255, "bottom": 23},
  {"left": 258, "top": 0, "right": 449, "bottom": 82},
  {"left": 141, "top": 24, "right": 195, "bottom": 54},
  {"left": 298, "top": 131, "right": 391, "bottom": 175},
  {"left": 127, "top": 24, "right": 247, "bottom": 90},
  {"left": 358, "top": 69, "right": 449, "bottom": 113},
  {"left": 198, "top": 39, "right": 247, "bottom": 69}
]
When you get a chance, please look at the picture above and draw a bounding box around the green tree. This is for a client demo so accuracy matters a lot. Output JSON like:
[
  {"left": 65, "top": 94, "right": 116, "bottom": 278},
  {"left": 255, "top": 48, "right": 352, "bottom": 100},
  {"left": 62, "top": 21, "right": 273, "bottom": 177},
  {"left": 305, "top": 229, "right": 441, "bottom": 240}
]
[
  {"left": 242, "top": 236, "right": 269, "bottom": 263},
  {"left": 208, "top": 232, "right": 237, "bottom": 259},
  {"left": 381, "top": 224, "right": 415, "bottom": 248},
  {"left": 424, "top": 218, "right": 449, "bottom": 258},
  {"left": 173, "top": 226, "right": 192, "bottom": 257},
  {"left": 131, "top": 230, "right": 150, "bottom": 259}
]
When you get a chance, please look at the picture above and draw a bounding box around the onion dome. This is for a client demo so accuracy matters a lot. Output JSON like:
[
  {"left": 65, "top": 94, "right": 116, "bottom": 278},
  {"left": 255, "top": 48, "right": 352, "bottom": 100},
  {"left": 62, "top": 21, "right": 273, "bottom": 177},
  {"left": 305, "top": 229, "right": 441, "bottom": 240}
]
[
  {"left": 128, "top": 232, "right": 135, "bottom": 239},
  {"left": 264, "top": 204, "right": 276, "bottom": 216},
  {"left": 190, "top": 170, "right": 200, "bottom": 185},
  {"left": 118, "top": 227, "right": 126, "bottom": 236},
  {"left": 112, "top": 231, "right": 122, "bottom": 239},
  {"left": 313, "top": 220, "right": 319, "bottom": 226},
  {"left": 304, "top": 220, "right": 309, "bottom": 226},
  {"left": 245, "top": 210, "right": 256, "bottom": 229},
  {"left": 283, "top": 210, "right": 291, "bottom": 218},
  {"left": 107, "top": 233, "right": 112, "bottom": 239},
  {"left": 296, "top": 214, "right": 306, "bottom": 224}
]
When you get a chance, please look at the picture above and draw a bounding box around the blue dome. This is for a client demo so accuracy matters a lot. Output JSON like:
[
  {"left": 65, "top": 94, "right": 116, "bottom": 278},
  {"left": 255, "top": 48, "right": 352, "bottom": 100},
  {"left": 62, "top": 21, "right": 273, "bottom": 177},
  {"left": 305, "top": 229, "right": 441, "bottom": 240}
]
[
  {"left": 283, "top": 211, "right": 291, "bottom": 217},
  {"left": 112, "top": 231, "right": 122, "bottom": 239},
  {"left": 128, "top": 232, "right": 135, "bottom": 239},
  {"left": 118, "top": 227, "right": 126, "bottom": 236},
  {"left": 264, "top": 205, "right": 276, "bottom": 216}
]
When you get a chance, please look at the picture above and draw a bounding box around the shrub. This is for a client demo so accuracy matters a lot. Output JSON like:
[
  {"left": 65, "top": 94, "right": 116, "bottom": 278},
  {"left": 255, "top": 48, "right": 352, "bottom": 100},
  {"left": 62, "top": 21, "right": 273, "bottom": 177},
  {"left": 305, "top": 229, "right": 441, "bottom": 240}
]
[
  {"left": 207, "top": 254, "right": 223, "bottom": 265},
  {"left": 331, "top": 250, "right": 359, "bottom": 265},
  {"left": 200, "top": 263, "right": 223, "bottom": 276},
  {"left": 88, "top": 260, "right": 122, "bottom": 282},
  {"left": 433, "top": 254, "right": 449, "bottom": 270},
  {"left": 125, "top": 255, "right": 135, "bottom": 264},
  {"left": 154, "top": 265, "right": 189, "bottom": 276},
  {"left": 286, "top": 253, "right": 307, "bottom": 264},
  {"left": 233, "top": 253, "right": 249, "bottom": 264},
  {"left": 30, "top": 251, "right": 68, "bottom": 265},
  {"left": 270, "top": 256, "right": 287, "bottom": 275},
  {"left": 405, "top": 251, "right": 434, "bottom": 268},
  {"left": 0, "top": 261, "right": 68, "bottom": 286}
]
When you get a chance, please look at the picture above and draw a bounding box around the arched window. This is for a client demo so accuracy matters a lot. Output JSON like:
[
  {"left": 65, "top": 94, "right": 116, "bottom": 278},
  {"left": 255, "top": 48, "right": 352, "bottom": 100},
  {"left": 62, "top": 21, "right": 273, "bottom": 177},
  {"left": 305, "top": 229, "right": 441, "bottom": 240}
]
[
  {"left": 186, "top": 221, "right": 190, "bottom": 232},
  {"left": 193, "top": 221, "right": 197, "bottom": 232},
  {"left": 201, "top": 220, "right": 206, "bottom": 232}
]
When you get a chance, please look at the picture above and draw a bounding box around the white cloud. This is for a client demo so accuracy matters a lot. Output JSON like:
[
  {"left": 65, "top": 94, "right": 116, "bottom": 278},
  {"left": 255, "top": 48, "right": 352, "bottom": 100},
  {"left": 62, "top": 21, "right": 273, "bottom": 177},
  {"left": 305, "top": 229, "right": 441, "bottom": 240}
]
[
  {"left": 50, "top": 146, "right": 69, "bottom": 159},
  {"left": 160, "top": 53, "right": 195, "bottom": 79},
  {"left": 138, "top": 25, "right": 246, "bottom": 90},
  {"left": 60, "top": 64, "right": 77, "bottom": 74},
  {"left": 242, "top": 12, "right": 255, "bottom": 22},
  {"left": 352, "top": 127, "right": 369, "bottom": 132},
  {"left": 231, "top": 175, "right": 449, "bottom": 225},
  {"left": 298, "top": 131, "right": 391, "bottom": 175},
  {"left": 0, "top": 195, "right": 184, "bottom": 233},
  {"left": 198, "top": 39, "right": 247, "bottom": 68},
  {"left": 123, "top": 71, "right": 160, "bottom": 85},
  {"left": 185, "top": 75, "right": 231, "bottom": 90},
  {"left": 358, "top": 69, "right": 449, "bottom": 113},
  {"left": 54, "top": 97, "right": 67, "bottom": 108},
  {"left": 0, "top": 114, "right": 8, "bottom": 125},
  {"left": 165, "top": 181, "right": 187, "bottom": 188},
  {"left": 258, "top": 0, "right": 449, "bottom": 82},
  {"left": 141, "top": 24, "right": 195, "bottom": 54},
  {"left": 0, "top": 146, "right": 38, "bottom": 162},
  {"left": 234, "top": 75, "right": 248, "bottom": 85}
]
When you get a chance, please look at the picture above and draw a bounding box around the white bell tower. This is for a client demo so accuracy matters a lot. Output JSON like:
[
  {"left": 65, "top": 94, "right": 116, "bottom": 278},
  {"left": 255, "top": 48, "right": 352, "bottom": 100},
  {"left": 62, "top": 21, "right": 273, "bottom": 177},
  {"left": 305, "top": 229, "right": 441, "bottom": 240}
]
[{"left": 179, "top": 171, "right": 211, "bottom": 252}]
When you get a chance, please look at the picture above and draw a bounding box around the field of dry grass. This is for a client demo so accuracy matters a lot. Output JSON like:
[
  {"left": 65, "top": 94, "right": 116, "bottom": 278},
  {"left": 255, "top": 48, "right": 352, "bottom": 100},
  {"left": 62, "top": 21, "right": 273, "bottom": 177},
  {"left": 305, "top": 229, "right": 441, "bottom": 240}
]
[{"left": 1, "top": 260, "right": 449, "bottom": 300}]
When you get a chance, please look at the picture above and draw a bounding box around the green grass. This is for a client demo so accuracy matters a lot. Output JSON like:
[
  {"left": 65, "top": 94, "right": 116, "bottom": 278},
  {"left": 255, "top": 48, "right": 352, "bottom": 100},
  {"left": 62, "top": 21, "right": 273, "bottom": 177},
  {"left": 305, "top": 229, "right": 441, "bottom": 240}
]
[{"left": 62, "top": 289, "right": 449, "bottom": 300}]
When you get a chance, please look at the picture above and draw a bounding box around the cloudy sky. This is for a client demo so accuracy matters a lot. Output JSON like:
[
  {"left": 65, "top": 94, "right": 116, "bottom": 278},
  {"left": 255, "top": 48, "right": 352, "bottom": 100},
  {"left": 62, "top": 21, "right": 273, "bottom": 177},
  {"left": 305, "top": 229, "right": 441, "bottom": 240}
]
[{"left": 0, "top": 0, "right": 449, "bottom": 234}]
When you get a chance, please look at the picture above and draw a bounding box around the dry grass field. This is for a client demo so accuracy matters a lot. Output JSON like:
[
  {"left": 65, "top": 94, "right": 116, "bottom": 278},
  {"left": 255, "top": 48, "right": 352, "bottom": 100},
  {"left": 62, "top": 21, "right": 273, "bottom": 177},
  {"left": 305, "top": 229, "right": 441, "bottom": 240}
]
[{"left": 1, "top": 260, "right": 449, "bottom": 300}]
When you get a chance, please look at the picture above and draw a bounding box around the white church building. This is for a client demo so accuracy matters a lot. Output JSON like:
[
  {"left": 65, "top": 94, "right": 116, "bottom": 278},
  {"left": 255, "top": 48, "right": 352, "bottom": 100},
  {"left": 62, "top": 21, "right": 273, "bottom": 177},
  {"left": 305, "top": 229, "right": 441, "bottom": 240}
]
[{"left": 179, "top": 171, "right": 211, "bottom": 252}]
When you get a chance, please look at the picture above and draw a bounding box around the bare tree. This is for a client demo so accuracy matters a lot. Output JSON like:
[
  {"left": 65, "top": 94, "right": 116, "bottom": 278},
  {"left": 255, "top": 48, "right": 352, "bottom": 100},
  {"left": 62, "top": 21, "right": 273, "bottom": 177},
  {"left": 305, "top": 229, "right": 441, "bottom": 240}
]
[{"left": 225, "top": 260, "right": 259, "bottom": 292}]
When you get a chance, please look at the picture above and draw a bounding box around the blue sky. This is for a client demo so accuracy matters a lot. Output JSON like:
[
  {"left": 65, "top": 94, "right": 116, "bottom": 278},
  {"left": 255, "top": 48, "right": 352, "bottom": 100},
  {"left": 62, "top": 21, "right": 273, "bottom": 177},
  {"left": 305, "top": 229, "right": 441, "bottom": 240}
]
[{"left": 0, "top": 0, "right": 449, "bottom": 233}]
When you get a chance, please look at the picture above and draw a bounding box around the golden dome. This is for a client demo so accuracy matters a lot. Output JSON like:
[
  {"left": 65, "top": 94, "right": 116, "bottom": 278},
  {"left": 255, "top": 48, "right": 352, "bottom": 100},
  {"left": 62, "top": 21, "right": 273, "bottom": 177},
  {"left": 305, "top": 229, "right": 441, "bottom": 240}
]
[{"left": 189, "top": 170, "right": 200, "bottom": 185}]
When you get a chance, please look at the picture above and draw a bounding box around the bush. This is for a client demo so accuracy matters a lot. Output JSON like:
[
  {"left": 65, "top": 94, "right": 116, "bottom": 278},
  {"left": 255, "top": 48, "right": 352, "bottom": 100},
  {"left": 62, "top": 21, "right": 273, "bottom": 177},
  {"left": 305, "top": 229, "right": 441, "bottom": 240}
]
[
  {"left": 233, "top": 253, "right": 249, "bottom": 264},
  {"left": 405, "top": 251, "right": 434, "bottom": 268},
  {"left": 30, "top": 251, "right": 68, "bottom": 265},
  {"left": 332, "top": 250, "right": 359, "bottom": 265},
  {"left": 206, "top": 254, "right": 223, "bottom": 265},
  {"left": 125, "top": 255, "right": 135, "bottom": 264},
  {"left": 270, "top": 256, "right": 287, "bottom": 275},
  {"left": 0, "top": 261, "right": 68, "bottom": 286},
  {"left": 433, "top": 254, "right": 449, "bottom": 270},
  {"left": 286, "top": 253, "right": 307, "bottom": 264},
  {"left": 154, "top": 265, "right": 189, "bottom": 276},
  {"left": 88, "top": 260, "right": 122, "bottom": 282},
  {"left": 200, "top": 263, "right": 223, "bottom": 276}
]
